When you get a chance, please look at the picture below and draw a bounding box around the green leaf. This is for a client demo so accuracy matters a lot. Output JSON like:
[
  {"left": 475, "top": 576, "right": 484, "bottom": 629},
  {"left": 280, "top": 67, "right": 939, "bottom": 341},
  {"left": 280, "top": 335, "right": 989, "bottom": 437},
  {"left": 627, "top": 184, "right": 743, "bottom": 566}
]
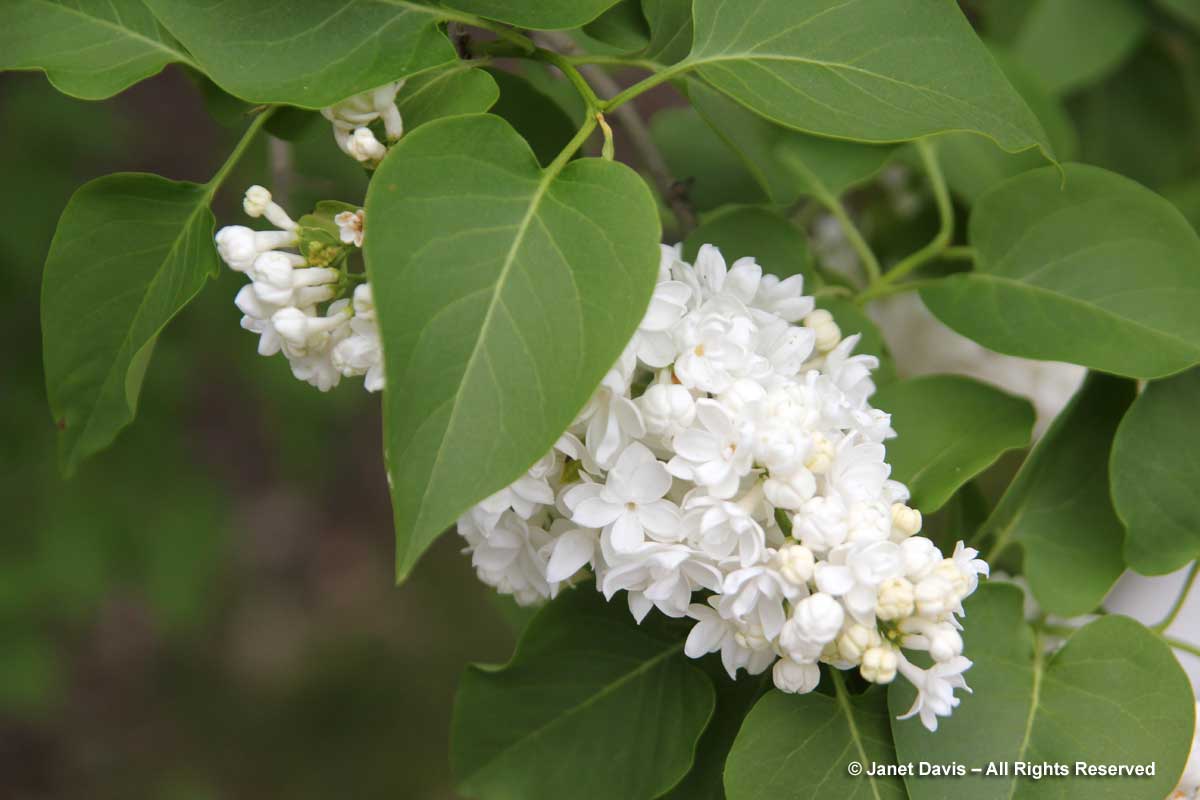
[
  {"left": 451, "top": 588, "right": 714, "bottom": 800},
  {"left": 485, "top": 69, "right": 578, "bottom": 167},
  {"left": 143, "top": 0, "right": 456, "bottom": 107},
  {"left": 663, "top": 668, "right": 770, "bottom": 800},
  {"left": 583, "top": 0, "right": 651, "bottom": 52},
  {"left": 396, "top": 63, "right": 500, "bottom": 131},
  {"left": 42, "top": 174, "right": 218, "bottom": 475},
  {"left": 1112, "top": 367, "right": 1200, "bottom": 575},
  {"left": 724, "top": 681, "right": 907, "bottom": 800},
  {"left": 1, "top": 0, "right": 192, "bottom": 100},
  {"left": 687, "top": 0, "right": 1051, "bottom": 156},
  {"left": 642, "top": 0, "right": 693, "bottom": 65},
  {"left": 1012, "top": 0, "right": 1146, "bottom": 95},
  {"left": 937, "top": 50, "right": 1078, "bottom": 203},
  {"left": 687, "top": 80, "right": 893, "bottom": 207},
  {"left": 650, "top": 106, "right": 767, "bottom": 211},
  {"left": 874, "top": 375, "right": 1034, "bottom": 513},
  {"left": 921, "top": 164, "right": 1200, "bottom": 379},
  {"left": 363, "top": 114, "right": 660, "bottom": 580},
  {"left": 682, "top": 206, "right": 812, "bottom": 284},
  {"left": 442, "top": 0, "right": 623, "bottom": 29},
  {"left": 982, "top": 373, "right": 1135, "bottom": 616},
  {"left": 890, "top": 584, "right": 1195, "bottom": 800}
]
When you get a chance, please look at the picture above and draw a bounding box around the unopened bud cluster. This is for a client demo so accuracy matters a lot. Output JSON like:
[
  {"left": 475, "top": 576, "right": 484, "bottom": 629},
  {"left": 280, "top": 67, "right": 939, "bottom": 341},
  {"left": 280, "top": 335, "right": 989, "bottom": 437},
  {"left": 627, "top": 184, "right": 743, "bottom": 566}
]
[
  {"left": 214, "top": 187, "right": 382, "bottom": 392},
  {"left": 458, "top": 244, "right": 989, "bottom": 731}
]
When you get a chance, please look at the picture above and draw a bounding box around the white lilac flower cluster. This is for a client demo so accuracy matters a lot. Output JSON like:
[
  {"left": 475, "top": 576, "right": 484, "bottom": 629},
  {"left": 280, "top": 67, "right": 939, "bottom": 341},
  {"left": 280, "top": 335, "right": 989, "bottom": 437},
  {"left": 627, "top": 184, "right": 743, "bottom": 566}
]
[
  {"left": 214, "top": 187, "right": 383, "bottom": 392},
  {"left": 458, "top": 243, "right": 989, "bottom": 732},
  {"left": 321, "top": 80, "right": 405, "bottom": 165}
]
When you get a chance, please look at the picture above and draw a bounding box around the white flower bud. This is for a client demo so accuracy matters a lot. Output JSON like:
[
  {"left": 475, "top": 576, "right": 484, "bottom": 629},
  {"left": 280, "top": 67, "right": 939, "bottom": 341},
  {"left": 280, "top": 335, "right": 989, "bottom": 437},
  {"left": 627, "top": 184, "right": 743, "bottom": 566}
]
[
  {"left": 933, "top": 559, "right": 969, "bottom": 599},
  {"left": 803, "top": 309, "right": 841, "bottom": 352},
  {"left": 348, "top": 127, "right": 386, "bottom": 162},
  {"left": 215, "top": 226, "right": 296, "bottom": 272},
  {"left": 763, "top": 472, "right": 815, "bottom": 510},
  {"left": 774, "top": 542, "right": 815, "bottom": 585},
  {"left": 890, "top": 502, "right": 922, "bottom": 539},
  {"left": 242, "top": 185, "right": 297, "bottom": 231},
  {"left": 900, "top": 536, "right": 941, "bottom": 580},
  {"left": 243, "top": 185, "right": 272, "bottom": 216},
  {"left": 913, "top": 574, "right": 956, "bottom": 617},
  {"left": 638, "top": 383, "right": 696, "bottom": 437},
  {"left": 927, "top": 625, "right": 963, "bottom": 663},
  {"left": 804, "top": 433, "right": 834, "bottom": 474},
  {"left": 780, "top": 593, "right": 844, "bottom": 662},
  {"left": 860, "top": 643, "right": 899, "bottom": 683},
  {"left": 875, "top": 576, "right": 915, "bottom": 621},
  {"left": 772, "top": 658, "right": 820, "bottom": 694},
  {"left": 837, "top": 622, "right": 881, "bottom": 665}
]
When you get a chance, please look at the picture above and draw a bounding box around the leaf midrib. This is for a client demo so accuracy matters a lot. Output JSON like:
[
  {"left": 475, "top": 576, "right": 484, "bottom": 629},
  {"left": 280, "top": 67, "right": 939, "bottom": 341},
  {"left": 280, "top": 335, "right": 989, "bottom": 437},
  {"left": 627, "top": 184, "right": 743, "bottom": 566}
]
[
  {"left": 834, "top": 676, "right": 885, "bottom": 800},
  {"left": 1007, "top": 630, "right": 1045, "bottom": 800},
  {"left": 408, "top": 146, "right": 563, "bottom": 548},
  {"left": 461, "top": 641, "right": 685, "bottom": 786}
]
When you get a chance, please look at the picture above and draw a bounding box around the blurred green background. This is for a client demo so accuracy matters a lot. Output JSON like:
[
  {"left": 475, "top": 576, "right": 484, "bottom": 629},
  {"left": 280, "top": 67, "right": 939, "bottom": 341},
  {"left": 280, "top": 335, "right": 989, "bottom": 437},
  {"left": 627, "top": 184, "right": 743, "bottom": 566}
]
[
  {"left": 6, "top": 3, "right": 1200, "bottom": 795},
  {"left": 1, "top": 69, "right": 519, "bottom": 799}
]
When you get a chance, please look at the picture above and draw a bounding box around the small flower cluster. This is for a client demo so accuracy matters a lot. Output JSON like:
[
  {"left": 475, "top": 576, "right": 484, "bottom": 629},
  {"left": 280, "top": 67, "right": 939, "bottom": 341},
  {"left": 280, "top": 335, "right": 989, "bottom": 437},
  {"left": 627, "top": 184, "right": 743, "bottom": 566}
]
[
  {"left": 321, "top": 81, "right": 404, "bottom": 165},
  {"left": 214, "top": 187, "right": 383, "bottom": 392},
  {"left": 458, "top": 243, "right": 988, "bottom": 731}
]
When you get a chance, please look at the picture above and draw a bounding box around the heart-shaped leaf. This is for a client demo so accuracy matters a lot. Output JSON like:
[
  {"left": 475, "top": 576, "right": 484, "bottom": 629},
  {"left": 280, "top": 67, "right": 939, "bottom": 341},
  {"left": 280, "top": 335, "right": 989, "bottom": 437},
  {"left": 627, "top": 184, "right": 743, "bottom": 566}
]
[
  {"left": 873, "top": 375, "right": 1034, "bottom": 513},
  {"left": 2, "top": 0, "right": 192, "bottom": 99},
  {"left": 687, "top": 0, "right": 1051, "bottom": 155},
  {"left": 890, "top": 583, "right": 1194, "bottom": 800},
  {"left": 452, "top": 588, "right": 714, "bottom": 800},
  {"left": 363, "top": 113, "right": 660, "bottom": 580},
  {"left": 921, "top": 164, "right": 1200, "bottom": 379},
  {"left": 42, "top": 174, "right": 219, "bottom": 475},
  {"left": 144, "top": 0, "right": 456, "bottom": 107},
  {"left": 982, "top": 373, "right": 1134, "bottom": 616},
  {"left": 725, "top": 681, "right": 907, "bottom": 800},
  {"left": 1111, "top": 367, "right": 1200, "bottom": 575}
]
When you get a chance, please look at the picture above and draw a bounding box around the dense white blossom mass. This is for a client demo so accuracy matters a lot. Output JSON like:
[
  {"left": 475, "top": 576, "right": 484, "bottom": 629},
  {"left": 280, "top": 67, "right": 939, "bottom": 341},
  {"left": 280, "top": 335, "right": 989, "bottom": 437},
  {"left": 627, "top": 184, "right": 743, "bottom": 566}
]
[{"left": 459, "top": 244, "right": 989, "bottom": 731}]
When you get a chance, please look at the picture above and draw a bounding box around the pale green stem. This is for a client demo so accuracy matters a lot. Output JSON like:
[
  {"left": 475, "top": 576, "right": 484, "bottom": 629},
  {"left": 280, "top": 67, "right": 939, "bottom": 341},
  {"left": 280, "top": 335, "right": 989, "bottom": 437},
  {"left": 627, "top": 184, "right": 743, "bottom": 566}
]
[
  {"left": 206, "top": 106, "right": 278, "bottom": 199},
  {"left": 1154, "top": 561, "right": 1199, "bottom": 633},
  {"left": 874, "top": 138, "right": 952, "bottom": 287}
]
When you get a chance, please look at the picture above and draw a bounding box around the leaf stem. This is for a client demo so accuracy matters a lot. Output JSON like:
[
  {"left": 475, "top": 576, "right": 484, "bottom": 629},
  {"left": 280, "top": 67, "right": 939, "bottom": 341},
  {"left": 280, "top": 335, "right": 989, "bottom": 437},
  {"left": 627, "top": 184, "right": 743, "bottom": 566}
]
[
  {"left": 533, "top": 48, "right": 604, "bottom": 112},
  {"left": 546, "top": 114, "right": 599, "bottom": 177},
  {"left": 1153, "top": 560, "right": 1199, "bottom": 633},
  {"left": 942, "top": 245, "right": 976, "bottom": 262},
  {"left": 598, "top": 62, "right": 692, "bottom": 112},
  {"left": 855, "top": 277, "right": 945, "bottom": 305},
  {"left": 1164, "top": 634, "right": 1200, "bottom": 660},
  {"left": 776, "top": 149, "right": 881, "bottom": 286},
  {"left": 205, "top": 106, "right": 278, "bottom": 199},
  {"left": 876, "top": 138, "right": 953, "bottom": 287},
  {"left": 537, "top": 32, "right": 697, "bottom": 232}
]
